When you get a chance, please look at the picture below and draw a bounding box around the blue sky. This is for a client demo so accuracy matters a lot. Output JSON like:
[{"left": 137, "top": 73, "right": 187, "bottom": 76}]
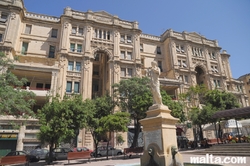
[{"left": 23, "top": 0, "right": 250, "bottom": 79}]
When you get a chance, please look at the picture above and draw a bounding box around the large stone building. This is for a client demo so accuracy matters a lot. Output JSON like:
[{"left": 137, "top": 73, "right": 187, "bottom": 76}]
[
  {"left": 0, "top": 0, "right": 248, "bottom": 152},
  {"left": 238, "top": 73, "right": 250, "bottom": 106}
]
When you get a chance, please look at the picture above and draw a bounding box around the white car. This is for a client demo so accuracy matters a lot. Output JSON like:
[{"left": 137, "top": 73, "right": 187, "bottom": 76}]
[{"left": 93, "top": 146, "right": 123, "bottom": 157}]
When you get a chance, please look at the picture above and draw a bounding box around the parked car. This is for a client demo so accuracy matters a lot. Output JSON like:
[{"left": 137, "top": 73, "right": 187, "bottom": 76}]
[
  {"left": 29, "top": 148, "right": 49, "bottom": 160},
  {"left": 92, "top": 146, "right": 123, "bottom": 157},
  {"left": 73, "top": 147, "right": 93, "bottom": 153},
  {"left": 45, "top": 147, "right": 73, "bottom": 162},
  {"left": 5, "top": 150, "right": 40, "bottom": 162}
]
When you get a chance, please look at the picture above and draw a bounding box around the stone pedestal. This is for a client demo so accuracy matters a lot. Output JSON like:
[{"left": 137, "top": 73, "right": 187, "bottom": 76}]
[{"left": 140, "top": 105, "right": 183, "bottom": 166}]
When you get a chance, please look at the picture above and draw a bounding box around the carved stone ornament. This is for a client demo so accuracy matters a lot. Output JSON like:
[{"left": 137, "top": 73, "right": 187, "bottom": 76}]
[
  {"left": 175, "top": 72, "right": 180, "bottom": 79},
  {"left": 87, "top": 26, "right": 91, "bottom": 32},
  {"left": 171, "top": 42, "right": 175, "bottom": 48},
  {"left": 136, "top": 66, "right": 141, "bottom": 76},
  {"left": 114, "top": 31, "right": 119, "bottom": 37},
  {"left": 134, "top": 34, "right": 138, "bottom": 41},
  {"left": 83, "top": 59, "right": 90, "bottom": 70},
  {"left": 11, "top": 12, "right": 16, "bottom": 20},
  {"left": 114, "top": 63, "right": 120, "bottom": 74},
  {"left": 64, "top": 22, "right": 69, "bottom": 29}
]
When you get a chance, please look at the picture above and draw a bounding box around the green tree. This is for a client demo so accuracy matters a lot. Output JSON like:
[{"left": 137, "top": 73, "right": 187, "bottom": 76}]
[
  {"left": 161, "top": 90, "right": 185, "bottom": 122},
  {"left": 37, "top": 94, "right": 94, "bottom": 164},
  {"left": 0, "top": 52, "right": 36, "bottom": 117},
  {"left": 186, "top": 87, "right": 240, "bottom": 141},
  {"left": 98, "top": 111, "right": 130, "bottom": 159},
  {"left": 87, "top": 93, "right": 116, "bottom": 157},
  {"left": 113, "top": 77, "right": 151, "bottom": 148},
  {"left": 113, "top": 77, "right": 184, "bottom": 148}
]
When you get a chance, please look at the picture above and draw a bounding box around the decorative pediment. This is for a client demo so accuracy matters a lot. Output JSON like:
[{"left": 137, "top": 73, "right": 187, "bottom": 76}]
[
  {"left": 189, "top": 32, "right": 205, "bottom": 38},
  {"left": 94, "top": 10, "right": 116, "bottom": 18}
]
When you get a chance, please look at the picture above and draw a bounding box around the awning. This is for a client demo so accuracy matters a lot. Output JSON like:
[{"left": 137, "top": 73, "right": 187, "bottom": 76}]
[{"left": 212, "top": 106, "right": 250, "bottom": 119}]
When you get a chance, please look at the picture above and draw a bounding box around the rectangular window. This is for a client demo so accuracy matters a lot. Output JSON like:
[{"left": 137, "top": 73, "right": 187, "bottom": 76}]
[
  {"left": 77, "top": 44, "right": 82, "bottom": 53},
  {"left": 25, "top": 25, "right": 32, "bottom": 34},
  {"left": 120, "top": 68, "right": 126, "bottom": 77},
  {"left": 127, "top": 52, "right": 132, "bottom": 60},
  {"left": 107, "top": 31, "right": 110, "bottom": 40},
  {"left": 72, "top": 27, "right": 77, "bottom": 34},
  {"left": 36, "top": 83, "right": 43, "bottom": 89},
  {"left": 120, "top": 35, "right": 125, "bottom": 42},
  {"left": 94, "top": 53, "right": 100, "bottom": 61},
  {"left": 120, "top": 51, "right": 125, "bottom": 59},
  {"left": 103, "top": 31, "right": 106, "bottom": 39},
  {"left": 95, "top": 29, "right": 98, "bottom": 38},
  {"left": 176, "top": 45, "right": 180, "bottom": 52},
  {"left": 178, "top": 60, "right": 181, "bottom": 67},
  {"left": 0, "top": 34, "right": 3, "bottom": 42},
  {"left": 45, "top": 84, "right": 51, "bottom": 89},
  {"left": 157, "top": 46, "right": 161, "bottom": 54},
  {"left": 21, "top": 42, "right": 29, "bottom": 55},
  {"left": 74, "top": 82, "right": 80, "bottom": 93},
  {"left": 181, "top": 46, "right": 185, "bottom": 53},
  {"left": 217, "top": 80, "right": 220, "bottom": 87},
  {"left": 182, "top": 61, "right": 187, "bottom": 68},
  {"left": 66, "top": 81, "right": 72, "bottom": 93},
  {"left": 127, "top": 36, "right": 132, "bottom": 43},
  {"left": 158, "top": 61, "right": 162, "bottom": 72},
  {"left": 127, "top": 68, "right": 133, "bottom": 77},
  {"left": 179, "top": 75, "right": 183, "bottom": 81},
  {"left": 70, "top": 43, "right": 75, "bottom": 52},
  {"left": 184, "top": 75, "right": 188, "bottom": 83},
  {"left": 51, "top": 29, "right": 58, "bottom": 38},
  {"left": 48, "top": 45, "right": 55, "bottom": 58},
  {"left": 68, "top": 61, "right": 74, "bottom": 71},
  {"left": 75, "top": 62, "right": 81, "bottom": 72},
  {"left": 1, "top": 13, "right": 8, "bottom": 19},
  {"left": 99, "top": 30, "right": 102, "bottom": 38},
  {"left": 140, "top": 44, "right": 143, "bottom": 52},
  {"left": 78, "top": 28, "right": 83, "bottom": 35}
]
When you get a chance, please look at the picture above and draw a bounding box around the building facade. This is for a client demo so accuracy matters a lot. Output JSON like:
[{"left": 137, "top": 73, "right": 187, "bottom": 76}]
[
  {"left": 0, "top": 0, "right": 248, "bottom": 152},
  {"left": 238, "top": 73, "right": 250, "bottom": 106}
]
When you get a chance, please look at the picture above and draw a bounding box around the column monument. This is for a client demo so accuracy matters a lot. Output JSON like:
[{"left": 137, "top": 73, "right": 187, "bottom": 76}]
[{"left": 140, "top": 61, "right": 184, "bottom": 166}]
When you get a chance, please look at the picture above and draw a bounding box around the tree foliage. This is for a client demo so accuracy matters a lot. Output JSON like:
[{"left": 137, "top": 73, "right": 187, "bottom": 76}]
[
  {"left": 185, "top": 85, "right": 240, "bottom": 140},
  {"left": 87, "top": 94, "right": 116, "bottom": 157},
  {"left": 98, "top": 111, "right": 130, "bottom": 159},
  {"left": 113, "top": 77, "right": 184, "bottom": 147},
  {"left": 0, "top": 52, "right": 36, "bottom": 117},
  {"left": 37, "top": 94, "right": 94, "bottom": 164}
]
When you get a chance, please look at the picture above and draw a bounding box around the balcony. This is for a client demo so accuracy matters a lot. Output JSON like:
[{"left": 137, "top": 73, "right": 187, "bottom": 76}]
[{"left": 20, "top": 86, "right": 50, "bottom": 97}]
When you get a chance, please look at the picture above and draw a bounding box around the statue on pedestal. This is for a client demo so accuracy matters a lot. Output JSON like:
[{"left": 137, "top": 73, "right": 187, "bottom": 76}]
[{"left": 149, "top": 61, "right": 162, "bottom": 106}]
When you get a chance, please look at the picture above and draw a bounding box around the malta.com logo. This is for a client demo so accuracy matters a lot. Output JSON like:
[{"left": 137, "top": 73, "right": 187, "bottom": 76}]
[{"left": 190, "top": 154, "right": 246, "bottom": 165}]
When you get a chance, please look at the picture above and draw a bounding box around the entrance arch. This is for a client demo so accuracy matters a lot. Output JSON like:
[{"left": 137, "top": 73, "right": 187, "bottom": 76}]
[{"left": 92, "top": 50, "right": 110, "bottom": 98}]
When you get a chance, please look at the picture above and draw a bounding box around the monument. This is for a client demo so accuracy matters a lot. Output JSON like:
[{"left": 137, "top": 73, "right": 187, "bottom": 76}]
[{"left": 140, "top": 61, "right": 184, "bottom": 166}]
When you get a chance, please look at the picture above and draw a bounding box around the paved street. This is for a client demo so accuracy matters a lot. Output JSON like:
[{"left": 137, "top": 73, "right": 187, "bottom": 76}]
[{"left": 28, "top": 150, "right": 250, "bottom": 166}]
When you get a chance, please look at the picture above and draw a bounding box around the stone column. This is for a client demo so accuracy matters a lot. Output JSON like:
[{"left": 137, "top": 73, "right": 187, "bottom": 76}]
[
  {"left": 50, "top": 71, "right": 58, "bottom": 96},
  {"left": 5, "top": 11, "right": 20, "bottom": 47},
  {"left": 113, "top": 30, "right": 120, "bottom": 59},
  {"left": 60, "top": 21, "right": 70, "bottom": 53},
  {"left": 84, "top": 26, "right": 92, "bottom": 54},
  {"left": 133, "top": 34, "right": 140, "bottom": 61},
  {"left": 82, "top": 57, "right": 93, "bottom": 100},
  {"left": 16, "top": 125, "right": 25, "bottom": 151}
]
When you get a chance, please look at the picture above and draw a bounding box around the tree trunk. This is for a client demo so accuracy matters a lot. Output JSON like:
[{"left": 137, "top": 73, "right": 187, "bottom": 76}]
[
  {"left": 199, "top": 124, "right": 204, "bottom": 141},
  {"left": 131, "top": 118, "right": 141, "bottom": 148},
  {"left": 106, "top": 132, "right": 111, "bottom": 160},
  {"left": 47, "top": 141, "right": 54, "bottom": 165}
]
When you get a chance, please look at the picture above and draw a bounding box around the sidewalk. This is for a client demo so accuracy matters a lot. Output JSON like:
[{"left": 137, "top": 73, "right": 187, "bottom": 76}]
[{"left": 32, "top": 151, "right": 250, "bottom": 166}]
